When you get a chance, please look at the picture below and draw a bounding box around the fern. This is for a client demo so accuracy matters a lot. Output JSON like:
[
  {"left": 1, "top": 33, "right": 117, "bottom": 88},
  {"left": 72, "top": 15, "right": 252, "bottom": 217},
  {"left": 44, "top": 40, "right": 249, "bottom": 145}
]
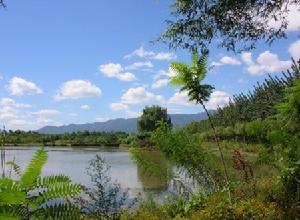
[
  {"left": 5, "top": 161, "right": 21, "bottom": 177},
  {"left": 0, "top": 205, "right": 28, "bottom": 220},
  {"left": 0, "top": 178, "right": 26, "bottom": 205},
  {"left": 34, "top": 203, "right": 81, "bottom": 220},
  {"left": 0, "top": 148, "right": 83, "bottom": 219},
  {"left": 20, "top": 148, "right": 48, "bottom": 189}
]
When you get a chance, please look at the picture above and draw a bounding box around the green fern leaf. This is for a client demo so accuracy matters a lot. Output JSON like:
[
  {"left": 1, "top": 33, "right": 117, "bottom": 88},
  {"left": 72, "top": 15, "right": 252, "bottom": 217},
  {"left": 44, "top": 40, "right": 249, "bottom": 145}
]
[{"left": 20, "top": 148, "right": 48, "bottom": 189}]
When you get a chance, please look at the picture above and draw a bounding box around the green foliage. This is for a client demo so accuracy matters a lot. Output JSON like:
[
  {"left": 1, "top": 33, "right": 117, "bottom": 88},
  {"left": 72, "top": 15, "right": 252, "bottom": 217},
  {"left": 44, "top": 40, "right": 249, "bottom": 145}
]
[
  {"left": 137, "top": 105, "right": 171, "bottom": 134},
  {"left": 170, "top": 52, "right": 214, "bottom": 105},
  {"left": 2, "top": 130, "right": 128, "bottom": 147},
  {"left": 77, "top": 155, "right": 135, "bottom": 219},
  {"left": 159, "top": 0, "right": 298, "bottom": 52},
  {"left": 151, "top": 121, "right": 217, "bottom": 190},
  {"left": 0, "top": 148, "right": 82, "bottom": 219}
]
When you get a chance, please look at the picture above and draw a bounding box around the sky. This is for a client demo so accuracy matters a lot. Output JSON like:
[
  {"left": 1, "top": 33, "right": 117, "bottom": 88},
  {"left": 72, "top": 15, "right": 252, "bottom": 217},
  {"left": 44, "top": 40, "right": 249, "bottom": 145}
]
[{"left": 0, "top": 0, "right": 300, "bottom": 130}]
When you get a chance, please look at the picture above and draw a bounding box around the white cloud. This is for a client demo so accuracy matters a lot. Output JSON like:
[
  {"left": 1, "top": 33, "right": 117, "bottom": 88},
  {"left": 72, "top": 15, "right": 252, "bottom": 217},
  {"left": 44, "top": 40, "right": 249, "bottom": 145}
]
[
  {"left": 152, "top": 78, "right": 169, "bottom": 89},
  {"left": 269, "top": 4, "right": 300, "bottom": 32},
  {"left": 241, "top": 51, "right": 291, "bottom": 75},
  {"left": 153, "top": 68, "right": 177, "bottom": 80},
  {"left": 212, "top": 56, "right": 241, "bottom": 66},
  {"left": 35, "top": 117, "right": 61, "bottom": 127},
  {"left": 124, "top": 46, "right": 176, "bottom": 61},
  {"left": 110, "top": 102, "right": 128, "bottom": 111},
  {"left": 289, "top": 40, "right": 300, "bottom": 60},
  {"left": 32, "top": 109, "right": 61, "bottom": 117},
  {"left": 8, "top": 77, "right": 42, "bottom": 96},
  {"left": 0, "top": 106, "right": 17, "bottom": 120},
  {"left": 125, "top": 110, "right": 141, "bottom": 118},
  {"left": 125, "top": 61, "right": 153, "bottom": 70},
  {"left": 121, "top": 87, "right": 165, "bottom": 105},
  {"left": 151, "top": 52, "right": 177, "bottom": 60},
  {"left": 167, "top": 90, "right": 230, "bottom": 110},
  {"left": 54, "top": 80, "right": 101, "bottom": 101},
  {"left": 168, "top": 91, "right": 195, "bottom": 106},
  {"left": 99, "top": 63, "right": 137, "bottom": 81},
  {"left": 205, "top": 91, "right": 230, "bottom": 110},
  {"left": 81, "top": 105, "right": 90, "bottom": 110},
  {"left": 124, "top": 47, "right": 155, "bottom": 59},
  {"left": 0, "top": 97, "right": 31, "bottom": 108}
]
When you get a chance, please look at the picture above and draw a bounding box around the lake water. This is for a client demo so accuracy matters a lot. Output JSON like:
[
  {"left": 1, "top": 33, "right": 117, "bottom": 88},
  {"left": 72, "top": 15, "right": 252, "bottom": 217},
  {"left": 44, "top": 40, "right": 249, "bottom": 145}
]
[{"left": 1, "top": 146, "right": 175, "bottom": 199}]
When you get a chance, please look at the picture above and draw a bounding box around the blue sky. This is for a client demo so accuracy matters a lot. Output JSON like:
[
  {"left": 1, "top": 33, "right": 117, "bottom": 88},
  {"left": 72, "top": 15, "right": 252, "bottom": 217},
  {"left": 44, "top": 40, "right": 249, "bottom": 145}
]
[{"left": 0, "top": 0, "right": 300, "bottom": 130}]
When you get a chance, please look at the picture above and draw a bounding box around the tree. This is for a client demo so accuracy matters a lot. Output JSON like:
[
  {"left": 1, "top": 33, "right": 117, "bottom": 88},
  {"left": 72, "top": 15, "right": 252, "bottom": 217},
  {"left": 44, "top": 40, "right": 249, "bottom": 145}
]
[
  {"left": 137, "top": 105, "right": 171, "bottom": 133},
  {"left": 170, "top": 52, "right": 231, "bottom": 202},
  {"left": 159, "top": 0, "right": 300, "bottom": 52}
]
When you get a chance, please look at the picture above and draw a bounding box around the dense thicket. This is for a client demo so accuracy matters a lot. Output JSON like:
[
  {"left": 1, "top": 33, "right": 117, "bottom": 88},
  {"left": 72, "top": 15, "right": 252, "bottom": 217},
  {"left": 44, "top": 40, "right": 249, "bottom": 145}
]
[
  {"left": 186, "top": 59, "right": 300, "bottom": 139},
  {"left": 0, "top": 130, "right": 128, "bottom": 147}
]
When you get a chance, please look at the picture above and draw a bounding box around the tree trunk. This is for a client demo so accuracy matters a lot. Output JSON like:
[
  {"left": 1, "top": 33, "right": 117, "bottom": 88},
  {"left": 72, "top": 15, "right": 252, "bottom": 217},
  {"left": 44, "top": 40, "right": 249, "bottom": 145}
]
[{"left": 201, "top": 103, "right": 232, "bottom": 203}]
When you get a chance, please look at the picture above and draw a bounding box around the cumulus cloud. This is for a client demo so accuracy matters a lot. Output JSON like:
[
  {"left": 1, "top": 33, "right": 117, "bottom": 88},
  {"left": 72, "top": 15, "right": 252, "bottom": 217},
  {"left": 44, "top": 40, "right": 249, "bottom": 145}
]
[
  {"left": 205, "top": 91, "right": 231, "bottom": 109},
  {"left": 151, "top": 79, "right": 169, "bottom": 89},
  {"left": 167, "top": 90, "right": 230, "bottom": 110},
  {"left": 81, "top": 105, "right": 90, "bottom": 110},
  {"left": 241, "top": 51, "right": 291, "bottom": 75},
  {"left": 168, "top": 91, "right": 195, "bottom": 106},
  {"left": 110, "top": 102, "right": 128, "bottom": 111},
  {"left": 125, "top": 110, "right": 141, "bottom": 118},
  {"left": 31, "top": 109, "right": 61, "bottom": 117},
  {"left": 289, "top": 40, "right": 300, "bottom": 60},
  {"left": 212, "top": 56, "right": 241, "bottom": 66},
  {"left": 269, "top": 4, "right": 300, "bottom": 32},
  {"left": 125, "top": 61, "right": 153, "bottom": 70},
  {"left": 151, "top": 52, "right": 177, "bottom": 60},
  {"left": 124, "top": 46, "right": 176, "bottom": 61},
  {"left": 0, "top": 97, "right": 31, "bottom": 108},
  {"left": 8, "top": 77, "right": 42, "bottom": 96},
  {"left": 35, "top": 118, "right": 61, "bottom": 127},
  {"left": 121, "top": 86, "right": 165, "bottom": 105},
  {"left": 99, "top": 63, "right": 137, "bottom": 81},
  {"left": 54, "top": 80, "right": 101, "bottom": 101},
  {"left": 124, "top": 47, "right": 155, "bottom": 59}
]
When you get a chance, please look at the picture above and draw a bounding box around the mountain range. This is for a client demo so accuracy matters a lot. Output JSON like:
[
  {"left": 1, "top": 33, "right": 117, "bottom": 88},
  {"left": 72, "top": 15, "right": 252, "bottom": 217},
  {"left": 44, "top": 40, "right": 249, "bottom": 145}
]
[{"left": 37, "top": 112, "right": 212, "bottom": 134}]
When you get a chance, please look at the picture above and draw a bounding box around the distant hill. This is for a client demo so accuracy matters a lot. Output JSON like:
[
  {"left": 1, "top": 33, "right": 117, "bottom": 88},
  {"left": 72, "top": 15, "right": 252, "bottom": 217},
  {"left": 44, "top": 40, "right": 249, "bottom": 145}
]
[{"left": 37, "top": 112, "right": 213, "bottom": 134}]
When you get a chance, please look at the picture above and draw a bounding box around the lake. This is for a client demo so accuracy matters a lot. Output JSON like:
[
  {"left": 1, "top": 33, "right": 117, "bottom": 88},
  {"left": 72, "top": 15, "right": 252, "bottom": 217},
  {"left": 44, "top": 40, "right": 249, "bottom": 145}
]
[{"left": 1, "top": 146, "right": 178, "bottom": 199}]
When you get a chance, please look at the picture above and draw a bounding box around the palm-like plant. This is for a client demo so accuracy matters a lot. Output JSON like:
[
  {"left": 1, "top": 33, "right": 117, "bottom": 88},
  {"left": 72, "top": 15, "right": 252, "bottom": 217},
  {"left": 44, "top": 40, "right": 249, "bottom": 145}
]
[
  {"left": 170, "top": 52, "right": 231, "bottom": 201},
  {"left": 0, "top": 148, "right": 82, "bottom": 219}
]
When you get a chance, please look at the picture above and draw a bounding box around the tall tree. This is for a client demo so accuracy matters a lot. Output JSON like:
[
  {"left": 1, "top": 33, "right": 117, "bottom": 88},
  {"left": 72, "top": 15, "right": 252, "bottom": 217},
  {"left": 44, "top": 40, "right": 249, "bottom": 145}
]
[
  {"left": 138, "top": 105, "right": 171, "bottom": 134},
  {"left": 170, "top": 52, "right": 231, "bottom": 201},
  {"left": 160, "top": 0, "right": 300, "bottom": 52}
]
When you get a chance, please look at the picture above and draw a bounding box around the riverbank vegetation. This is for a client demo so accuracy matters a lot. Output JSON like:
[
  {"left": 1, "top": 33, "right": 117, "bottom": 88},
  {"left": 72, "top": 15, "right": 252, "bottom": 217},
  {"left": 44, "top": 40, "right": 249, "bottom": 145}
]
[{"left": 1, "top": 131, "right": 129, "bottom": 147}]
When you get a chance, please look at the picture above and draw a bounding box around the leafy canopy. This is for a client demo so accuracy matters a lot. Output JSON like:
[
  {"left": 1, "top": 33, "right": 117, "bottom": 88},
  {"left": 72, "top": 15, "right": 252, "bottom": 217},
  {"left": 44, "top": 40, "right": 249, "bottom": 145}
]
[
  {"left": 138, "top": 105, "right": 172, "bottom": 134},
  {"left": 160, "top": 0, "right": 300, "bottom": 52}
]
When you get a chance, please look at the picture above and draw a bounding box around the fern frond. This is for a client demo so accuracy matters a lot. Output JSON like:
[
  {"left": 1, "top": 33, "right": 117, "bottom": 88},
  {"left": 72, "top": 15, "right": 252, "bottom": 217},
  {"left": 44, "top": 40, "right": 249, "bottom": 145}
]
[
  {"left": 41, "top": 183, "right": 83, "bottom": 200},
  {"left": 36, "top": 174, "right": 71, "bottom": 188},
  {"left": 20, "top": 148, "right": 48, "bottom": 189},
  {"left": 0, "top": 205, "right": 28, "bottom": 220},
  {"left": 34, "top": 203, "right": 81, "bottom": 220},
  {"left": 0, "top": 179, "right": 26, "bottom": 205},
  {"left": 169, "top": 62, "right": 190, "bottom": 86},
  {"left": 6, "top": 161, "right": 22, "bottom": 177}
]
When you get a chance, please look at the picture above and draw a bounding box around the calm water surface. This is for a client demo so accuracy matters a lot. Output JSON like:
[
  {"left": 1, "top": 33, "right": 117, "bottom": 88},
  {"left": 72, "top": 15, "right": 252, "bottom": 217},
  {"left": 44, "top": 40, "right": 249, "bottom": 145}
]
[{"left": 3, "top": 146, "right": 172, "bottom": 198}]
